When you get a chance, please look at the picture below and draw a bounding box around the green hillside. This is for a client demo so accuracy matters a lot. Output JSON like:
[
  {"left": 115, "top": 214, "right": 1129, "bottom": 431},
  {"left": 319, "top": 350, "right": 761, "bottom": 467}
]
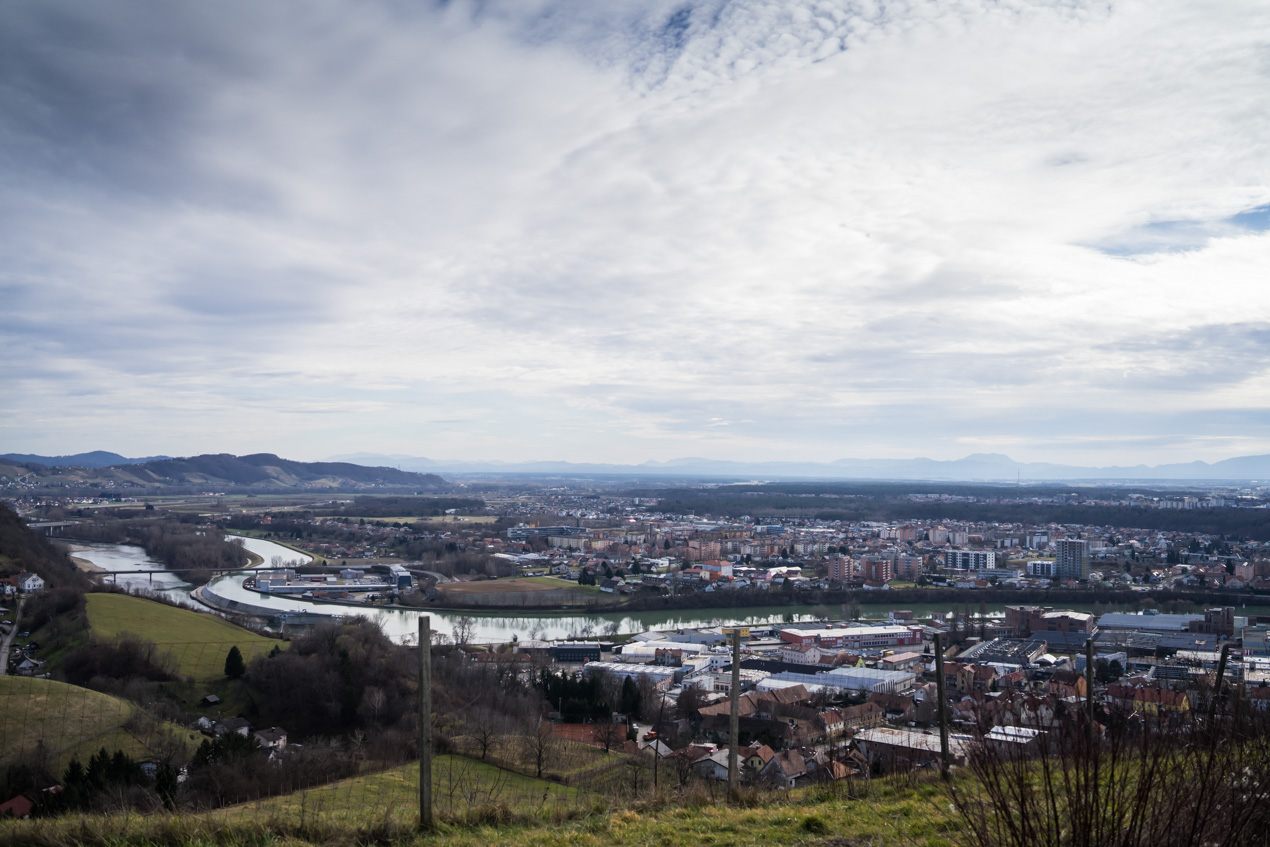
[
  {"left": 85, "top": 593, "right": 281, "bottom": 681},
  {"left": 0, "top": 676, "right": 199, "bottom": 770},
  {"left": 212, "top": 755, "right": 582, "bottom": 824}
]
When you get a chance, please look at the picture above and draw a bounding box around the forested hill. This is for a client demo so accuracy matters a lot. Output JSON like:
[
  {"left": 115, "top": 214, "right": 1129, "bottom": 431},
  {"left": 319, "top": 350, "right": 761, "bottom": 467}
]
[
  {"left": 0, "top": 502, "right": 89, "bottom": 591},
  {"left": 0, "top": 450, "right": 169, "bottom": 468},
  {"left": 2, "top": 453, "right": 449, "bottom": 493},
  {"left": 138, "top": 454, "right": 442, "bottom": 486}
]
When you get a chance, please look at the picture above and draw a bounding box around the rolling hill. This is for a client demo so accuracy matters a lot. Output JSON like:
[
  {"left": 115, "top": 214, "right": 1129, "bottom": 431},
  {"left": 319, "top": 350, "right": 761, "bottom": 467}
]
[
  {"left": 1, "top": 452, "right": 449, "bottom": 492},
  {"left": 0, "top": 451, "right": 170, "bottom": 468},
  {"left": 0, "top": 676, "right": 199, "bottom": 770}
]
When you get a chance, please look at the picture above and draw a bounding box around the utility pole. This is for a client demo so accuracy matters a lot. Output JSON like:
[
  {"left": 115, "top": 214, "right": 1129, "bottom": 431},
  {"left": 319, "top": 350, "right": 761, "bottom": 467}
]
[
  {"left": 419, "top": 616, "right": 433, "bottom": 830},
  {"left": 934, "top": 632, "right": 950, "bottom": 780},
  {"left": 728, "top": 629, "right": 741, "bottom": 799}
]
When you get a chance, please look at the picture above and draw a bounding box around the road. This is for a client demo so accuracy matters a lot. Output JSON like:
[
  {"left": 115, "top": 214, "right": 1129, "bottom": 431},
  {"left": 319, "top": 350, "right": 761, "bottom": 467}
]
[
  {"left": 418, "top": 570, "right": 453, "bottom": 583},
  {"left": 0, "top": 597, "right": 25, "bottom": 675}
]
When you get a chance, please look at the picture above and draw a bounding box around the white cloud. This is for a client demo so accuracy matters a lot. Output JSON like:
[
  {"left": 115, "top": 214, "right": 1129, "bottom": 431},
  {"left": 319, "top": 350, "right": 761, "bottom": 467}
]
[{"left": 1, "top": 0, "right": 1269, "bottom": 466}]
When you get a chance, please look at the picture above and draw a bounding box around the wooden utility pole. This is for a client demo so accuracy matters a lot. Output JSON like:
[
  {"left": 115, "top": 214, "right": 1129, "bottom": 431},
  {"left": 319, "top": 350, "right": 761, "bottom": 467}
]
[
  {"left": 419, "top": 616, "right": 433, "bottom": 830},
  {"left": 728, "top": 629, "right": 741, "bottom": 798},
  {"left": 934, "top": 632, "right": 950, "bottom": 780}
]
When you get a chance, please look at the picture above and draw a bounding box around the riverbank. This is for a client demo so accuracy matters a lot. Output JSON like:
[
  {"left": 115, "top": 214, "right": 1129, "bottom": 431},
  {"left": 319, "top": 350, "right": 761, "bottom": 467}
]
[
  {"left": 229, "top": 532, "right": 324, "bottom": 565},
  {"left": 67, "top": 550, "right": 106, "bottom": 573},
  {"left": 396, "top": 583, "right": 1270, "bottom": 615}
]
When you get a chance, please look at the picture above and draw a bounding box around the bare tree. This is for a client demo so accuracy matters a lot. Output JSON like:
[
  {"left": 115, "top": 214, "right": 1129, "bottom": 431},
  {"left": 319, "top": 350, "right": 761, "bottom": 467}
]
[
  {"left": 597, "top": 720, "right": 626, "bottom": 755},
  {"left": 467, "top": 708, "right": 502, "bottom": 761},
  {"left": 452, "top": 615, "right": 476, "bottom": 649},
  {"left": 522, "top": 719, "right": 558, "bottom": 780},
  {"left": 358, "top": 685, "right": 387, "bottom": 724},
  {"left": 669, "top": 749, "right": 698, "bottom": 787}
]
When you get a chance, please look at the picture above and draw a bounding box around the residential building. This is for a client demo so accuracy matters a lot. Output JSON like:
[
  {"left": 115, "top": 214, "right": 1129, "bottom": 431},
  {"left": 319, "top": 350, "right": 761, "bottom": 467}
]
[
  {"left": 854, "top": 727, "right": 969, "bottom": 772},
  {"left": 827, "top": 556, "right": 852, "bottom": 582},
  {"left": 1055, "top": 539, "right": 1089, "bottom": 580},
  {"left": 860, "top": 556, "right": 893, "bottom": 583},
  {"left": 15, "top": 573, "right": 44, "bottom": 594},
  {"left": 944, "top": 550, "right": 996, "bottom": 570}
]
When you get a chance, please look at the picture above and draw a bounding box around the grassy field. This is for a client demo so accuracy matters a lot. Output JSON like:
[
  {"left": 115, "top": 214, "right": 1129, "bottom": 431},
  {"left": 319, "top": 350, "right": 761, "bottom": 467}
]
[
  {"left": 442, "top": 578, "right": 569, "bottom": 595},
  {"left": 525, "top": 576, "right": 608, "bottom": 596},
  {"left": 0, "top": 676, "right": 201, "bottom": 770},
  {"left": 0, "top": 768, "right": 960, "bottom": 846},
  {"left": 209, "top": 755, "right": 584, "bottom": 825},
  {"left": 354, "top": 515, "right": 498, "bottom": 525},
  {"left": 450, "top": 734, "right": 624, "bottom": 787},
  {"left": 85, "top": 593, "right": 281, "bottom": 681}
]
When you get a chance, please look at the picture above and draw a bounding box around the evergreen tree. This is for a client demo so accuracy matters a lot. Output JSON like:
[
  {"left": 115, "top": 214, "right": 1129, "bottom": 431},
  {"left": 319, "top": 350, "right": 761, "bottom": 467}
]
[
  {"left": 224, "top": 645, "right": 246, "bottom": 679},
  {"left": 619, "top": 676, "right": 642, "bottom": 716}
]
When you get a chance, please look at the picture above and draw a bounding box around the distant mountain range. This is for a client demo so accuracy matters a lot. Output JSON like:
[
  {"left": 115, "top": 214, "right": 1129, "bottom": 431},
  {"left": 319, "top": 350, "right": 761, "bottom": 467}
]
[
  {"left": 1, "top": 452, "right": 448, "bottom": 491},
  {"left": 9, "top": 448, "right": 1270, "bottom": 484},
  {"left": 1, "top": 450, "right": 171, "bottom": 468},
  {"left": 328, "top": 451, "right": 1270, "bottom": 482}
]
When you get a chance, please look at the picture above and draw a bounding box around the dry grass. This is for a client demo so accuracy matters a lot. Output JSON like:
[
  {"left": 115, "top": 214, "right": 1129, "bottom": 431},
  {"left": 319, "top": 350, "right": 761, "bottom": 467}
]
[{"left": 0, "top": 769, "right": 960, "bottom": 846}]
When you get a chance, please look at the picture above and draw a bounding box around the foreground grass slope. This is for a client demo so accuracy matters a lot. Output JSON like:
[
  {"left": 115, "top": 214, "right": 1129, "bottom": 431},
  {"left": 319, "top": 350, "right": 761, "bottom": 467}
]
[
  {"left": 0, "top": 676, "right": 199, "bottom": 771},
  {"left": 0, "top": 768, "right": 958, "bottom": 847},
  {"left": 210, "top": 755, "right": 582, "bottom": 823},
  {"left": 85, "top": 593, "right": 279, "bottom": 681}
]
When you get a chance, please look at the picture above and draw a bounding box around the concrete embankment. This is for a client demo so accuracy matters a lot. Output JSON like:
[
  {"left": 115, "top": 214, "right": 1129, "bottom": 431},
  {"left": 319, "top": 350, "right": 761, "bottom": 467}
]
[{"left": 193, "top": 584, "right": 342, "bottom": 625}]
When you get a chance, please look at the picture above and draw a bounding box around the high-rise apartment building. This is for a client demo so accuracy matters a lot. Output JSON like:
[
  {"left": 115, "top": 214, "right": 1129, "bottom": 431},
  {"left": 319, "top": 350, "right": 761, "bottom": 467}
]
[
  {"left": 827, "top": 556, "right": 852, "bottom": 582},
  {"left": 1055, "top": 539, "right": 1089, "bottom": 580},
  {"left": 861, "top": 556, "right": 894, "bottom": 583}
]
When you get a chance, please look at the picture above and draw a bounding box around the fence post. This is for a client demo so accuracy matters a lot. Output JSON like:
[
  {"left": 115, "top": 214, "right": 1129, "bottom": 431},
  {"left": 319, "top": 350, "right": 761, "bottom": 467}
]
[
  {"left": 420, "top": 616, "right": 433, "bottom": 830},
  {"left": 1085, "top": 638, "right": 1096, "bottom": 745},
  {"left": 934, "top": 632, "right": 949, "bottom": 780},
  {"left": 1208, "top": 642, "right": 1231, "bottom": 730},
  {"left": 728, "top": 629, "right": 741, "bottom": 799}
]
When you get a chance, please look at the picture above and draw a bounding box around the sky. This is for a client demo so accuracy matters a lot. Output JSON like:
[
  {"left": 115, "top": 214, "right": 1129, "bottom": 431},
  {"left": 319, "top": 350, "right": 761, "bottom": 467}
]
[{"left": 2, "top": 0, "right": 1269, "bottom": 468}]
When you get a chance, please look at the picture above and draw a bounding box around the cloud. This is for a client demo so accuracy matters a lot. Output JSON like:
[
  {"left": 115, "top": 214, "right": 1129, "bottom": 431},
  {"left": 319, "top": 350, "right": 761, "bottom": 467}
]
[{"left": 2, "top": 0, "right": 1269, "bottom": 466}]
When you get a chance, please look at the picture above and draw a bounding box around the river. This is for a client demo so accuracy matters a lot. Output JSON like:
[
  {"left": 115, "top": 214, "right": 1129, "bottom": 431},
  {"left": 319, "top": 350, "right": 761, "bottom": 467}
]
[
  {"left": 71, "top": 536, "right": 840, "bottom": 642},
  {"left": 71, "top": 536, "right": 1270, "bottom": 645},
  {"left": 68, "top": 543, "right": 201, "bottom": 607}
]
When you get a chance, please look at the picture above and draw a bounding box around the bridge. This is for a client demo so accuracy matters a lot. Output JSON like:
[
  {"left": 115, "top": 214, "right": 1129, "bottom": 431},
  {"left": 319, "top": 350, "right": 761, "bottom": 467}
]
[
  {"left": 25, "top": 520, "right": 81, "bottom": 536},
  {"left": 91, "top": 567, "right": 260, "bottom": 584}
]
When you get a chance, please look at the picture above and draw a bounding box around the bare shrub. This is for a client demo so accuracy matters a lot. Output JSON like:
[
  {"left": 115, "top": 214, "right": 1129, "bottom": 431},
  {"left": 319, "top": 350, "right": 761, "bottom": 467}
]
[{"left": 946, "top": 696, "right": 1270, "bottom": 847}]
